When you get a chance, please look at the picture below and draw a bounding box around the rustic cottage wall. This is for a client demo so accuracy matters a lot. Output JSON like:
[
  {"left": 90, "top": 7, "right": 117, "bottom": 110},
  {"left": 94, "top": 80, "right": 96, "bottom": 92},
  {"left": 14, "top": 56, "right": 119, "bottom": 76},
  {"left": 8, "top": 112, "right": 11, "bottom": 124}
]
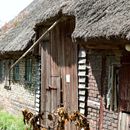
[
  {"left": 87, "top": 51, "right": 120, "bottom": 130},
  {"left": 87, "top": 54, "right": 101, "bottom": 130},
  {"left": 0, "top": 57, "right": 40, "bottom": 114}
]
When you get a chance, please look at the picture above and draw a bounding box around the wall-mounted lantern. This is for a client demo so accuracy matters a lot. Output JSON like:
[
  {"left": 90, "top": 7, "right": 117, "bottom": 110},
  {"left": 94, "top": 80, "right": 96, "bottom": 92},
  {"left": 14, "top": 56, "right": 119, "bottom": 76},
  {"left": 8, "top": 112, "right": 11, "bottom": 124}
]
[{"left": 125, "top": 44, "right": 130, "bottom": 51}]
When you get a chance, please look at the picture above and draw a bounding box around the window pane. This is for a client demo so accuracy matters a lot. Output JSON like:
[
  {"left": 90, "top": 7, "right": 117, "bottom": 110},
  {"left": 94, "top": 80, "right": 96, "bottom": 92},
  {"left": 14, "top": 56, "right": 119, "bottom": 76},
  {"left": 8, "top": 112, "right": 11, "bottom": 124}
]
[
  {"left": 25, "top": 59, "right": 32, "bottom": 83},
  {"left": 13, "top": 63, "right": 19, "bottom": 81}
]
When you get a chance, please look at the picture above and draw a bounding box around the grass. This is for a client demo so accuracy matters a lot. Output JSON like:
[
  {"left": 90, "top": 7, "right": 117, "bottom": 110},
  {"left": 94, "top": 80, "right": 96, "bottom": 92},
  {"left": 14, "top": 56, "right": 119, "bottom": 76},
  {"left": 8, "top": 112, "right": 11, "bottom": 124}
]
[{"left": 0, "top": 110, "right": 25, "bottom": 130}]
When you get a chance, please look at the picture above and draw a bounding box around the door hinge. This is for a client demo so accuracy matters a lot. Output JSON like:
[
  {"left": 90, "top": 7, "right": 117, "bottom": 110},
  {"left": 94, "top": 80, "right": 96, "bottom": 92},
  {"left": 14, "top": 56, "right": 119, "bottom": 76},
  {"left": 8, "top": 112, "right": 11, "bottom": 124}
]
[{"left": 46, "top": 85, "right": 57, "bottom": 91}]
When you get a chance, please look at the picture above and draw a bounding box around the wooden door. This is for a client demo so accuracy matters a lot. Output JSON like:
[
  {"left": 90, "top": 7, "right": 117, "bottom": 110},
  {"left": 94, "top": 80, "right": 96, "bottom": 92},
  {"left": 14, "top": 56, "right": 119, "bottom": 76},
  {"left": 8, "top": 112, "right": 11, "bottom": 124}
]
[
  {"left": 120, "top": 64, "right": 130, "bottom": 112},
  {"left": 41, "top": 20, "right": 78, "bottom": 129},
  {"left": 120, "top": 54, "right": 130, "bottom": 112},
  {"left": 118, "top": 112, "right": 130, "bottom": 130},
  {"left": 41, "top": 40, "right": 62, "bottom": 129}
]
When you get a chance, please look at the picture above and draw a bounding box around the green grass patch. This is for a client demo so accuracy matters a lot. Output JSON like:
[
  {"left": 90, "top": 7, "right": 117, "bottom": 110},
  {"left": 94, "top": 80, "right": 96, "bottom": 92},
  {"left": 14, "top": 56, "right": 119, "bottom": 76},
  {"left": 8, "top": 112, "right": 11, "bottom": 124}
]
[{"left": 0, "top": 110, "right": 25, "bottom": 130}]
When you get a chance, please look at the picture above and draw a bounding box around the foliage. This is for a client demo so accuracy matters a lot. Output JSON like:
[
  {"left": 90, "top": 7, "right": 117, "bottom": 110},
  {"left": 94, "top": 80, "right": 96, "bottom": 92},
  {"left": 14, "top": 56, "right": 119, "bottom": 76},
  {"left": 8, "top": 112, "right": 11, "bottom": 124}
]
[
  {"left": 0, "top": 110, "right": 25, "bottom": 130},
  {"left": 22, "top": 107, "right": 90, "bottom": 130}
]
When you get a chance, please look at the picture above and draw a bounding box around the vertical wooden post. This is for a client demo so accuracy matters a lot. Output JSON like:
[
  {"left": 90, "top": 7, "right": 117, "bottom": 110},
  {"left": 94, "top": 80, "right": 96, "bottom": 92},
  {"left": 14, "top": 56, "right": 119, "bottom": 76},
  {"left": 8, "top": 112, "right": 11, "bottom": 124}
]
[
  {"left": 40, "top": 41, "right": 47, "bottom": 126},
  {"left": 99, "top": 55, "right": 106, "bottom": 130}
]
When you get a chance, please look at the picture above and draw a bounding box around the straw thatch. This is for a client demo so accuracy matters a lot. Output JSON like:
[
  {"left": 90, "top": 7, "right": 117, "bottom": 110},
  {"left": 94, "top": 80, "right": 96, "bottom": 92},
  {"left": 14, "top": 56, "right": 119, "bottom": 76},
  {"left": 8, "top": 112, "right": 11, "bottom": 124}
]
[
  {"left": 72, "top": 0, "right": 130, "bottom": 41},
  {"left": 0, "top": 0, "right": 68, "bottom": 53},
  {"left": 1, "top": 0, "right": 130, "bottom": 53}
]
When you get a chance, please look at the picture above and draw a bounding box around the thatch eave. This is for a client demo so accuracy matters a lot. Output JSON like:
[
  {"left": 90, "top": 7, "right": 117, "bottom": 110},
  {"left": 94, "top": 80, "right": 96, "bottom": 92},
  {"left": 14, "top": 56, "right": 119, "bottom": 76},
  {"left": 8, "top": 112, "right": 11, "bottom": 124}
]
[
  {"left": 2, "top": 0, "right": 130, "bottom": 54},
  {"left": 71, "top": 0, "right": 130, "bottom": 41}
]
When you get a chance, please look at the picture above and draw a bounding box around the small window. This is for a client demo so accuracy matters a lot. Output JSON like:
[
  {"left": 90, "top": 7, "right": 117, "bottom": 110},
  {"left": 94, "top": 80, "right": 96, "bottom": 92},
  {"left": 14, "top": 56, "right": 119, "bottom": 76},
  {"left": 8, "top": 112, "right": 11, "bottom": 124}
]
[
  {"left": 106, "top": 64, "right": 119, "bottom": 111},
  {"left": 25, "top": 59, "right": 32, "bottom": 83},
  {"left": 0, "top": 60, "right": 3, "bottom": 79},
  {"left": 13, "top": 63, "right": 19, "bottom": 81}
]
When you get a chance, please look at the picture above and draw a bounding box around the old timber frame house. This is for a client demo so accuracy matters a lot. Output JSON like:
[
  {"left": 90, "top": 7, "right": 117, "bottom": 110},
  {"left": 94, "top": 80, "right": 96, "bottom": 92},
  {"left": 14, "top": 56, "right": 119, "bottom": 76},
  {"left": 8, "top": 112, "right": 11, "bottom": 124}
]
[{"left": 1, "top": 0, "right": 130, "bottom": 130}]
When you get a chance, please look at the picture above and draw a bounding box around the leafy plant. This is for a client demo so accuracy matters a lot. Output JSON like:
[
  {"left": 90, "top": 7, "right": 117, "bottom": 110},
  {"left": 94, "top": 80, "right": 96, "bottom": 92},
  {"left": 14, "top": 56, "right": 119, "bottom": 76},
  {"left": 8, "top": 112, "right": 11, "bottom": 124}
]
[{"left": 0, "top": 110, "right": 24, "bottom": 130}]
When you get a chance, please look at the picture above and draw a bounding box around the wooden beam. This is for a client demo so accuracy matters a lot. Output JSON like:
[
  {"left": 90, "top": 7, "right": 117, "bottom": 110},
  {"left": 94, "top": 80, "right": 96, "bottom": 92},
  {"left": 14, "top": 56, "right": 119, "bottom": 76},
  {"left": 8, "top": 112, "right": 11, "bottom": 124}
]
[
  {"left": 4, "top": 18, "right": 61, "bottom": 87},
  {"left": 99, "top": 56, "right": 106, "bottom": 130},
  {"left": 82, "top": 44, "right": 121, "bottom": 50},
  {"left": 10, "top": 18, "right": 61, "bottom": 71}
]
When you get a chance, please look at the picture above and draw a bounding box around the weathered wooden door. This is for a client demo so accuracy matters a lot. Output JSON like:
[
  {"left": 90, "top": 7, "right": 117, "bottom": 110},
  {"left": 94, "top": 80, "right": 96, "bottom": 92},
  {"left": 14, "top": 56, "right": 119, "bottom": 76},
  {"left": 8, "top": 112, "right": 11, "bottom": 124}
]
[
  {"left": 41, "top": 20, "right": 78, "bottom": 129},
  {"left": 41, "top": 41, "right": 61, "bottom": 113},
  {"left": 41, "top": 40, "right": 62, "bottom": 129},
  {"left": 119, "top": 54, "right": 130, "bottom": 130},
  {"left": 120, "top": 55, "right": 130, "bottom": 112}
]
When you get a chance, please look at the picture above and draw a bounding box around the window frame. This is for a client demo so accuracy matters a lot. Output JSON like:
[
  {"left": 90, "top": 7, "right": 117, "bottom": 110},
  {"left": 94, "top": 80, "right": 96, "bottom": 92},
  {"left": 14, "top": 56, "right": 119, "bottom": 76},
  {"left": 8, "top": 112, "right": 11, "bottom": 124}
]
[
  {"left": 106, "top": 64, "right": 120, "bottom": 111},
  {"left": 13, "top": 63, "right": 20, "bottom": 81},
  {"left": 25, "top": 58, "right": 32, "bottom": 83}
]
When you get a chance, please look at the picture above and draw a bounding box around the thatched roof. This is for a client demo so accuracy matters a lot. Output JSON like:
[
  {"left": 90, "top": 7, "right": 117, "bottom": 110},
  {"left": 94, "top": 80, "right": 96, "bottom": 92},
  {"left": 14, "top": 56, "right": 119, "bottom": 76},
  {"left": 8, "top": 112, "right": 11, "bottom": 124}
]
[
  {"left": 0, "top": 0, "right": 68, "bottom": 53},
  {"left": 1, "top": 0, "right": 130, "bottom": 53},
  {"left": 72, "top": 0, "right": 130, "bottom": 41}
]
